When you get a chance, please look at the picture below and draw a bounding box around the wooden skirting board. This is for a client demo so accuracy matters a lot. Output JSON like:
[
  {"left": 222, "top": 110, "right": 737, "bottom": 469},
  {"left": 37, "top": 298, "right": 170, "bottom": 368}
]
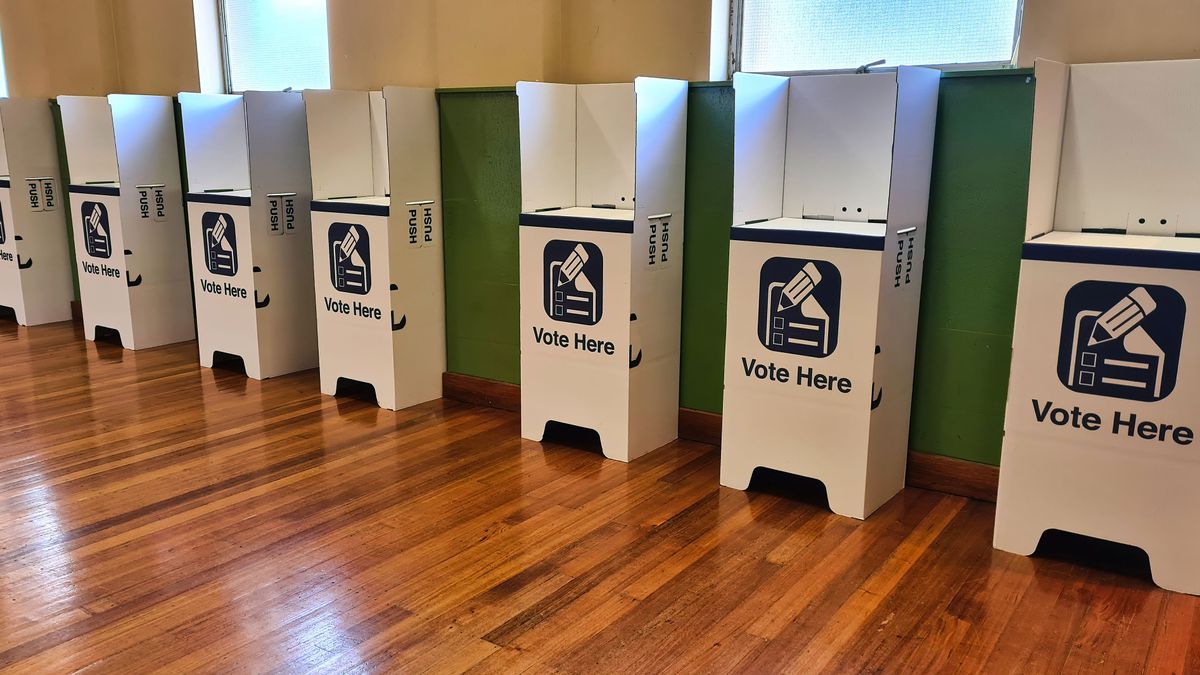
[{"left": 443, "top": 371, "right": 1000, "bottom": 503}]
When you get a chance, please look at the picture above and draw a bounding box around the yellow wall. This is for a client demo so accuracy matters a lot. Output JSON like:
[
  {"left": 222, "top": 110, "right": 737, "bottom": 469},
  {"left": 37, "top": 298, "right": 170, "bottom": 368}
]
[
  {"left": 0, "top": 0, "right": 199, "bottom": 98},
  {"left": 3, "top": 0, "right": 1200, "bottom": 98},
  {"left": 1018, "top": 0, "right": 1200, "bottom": 66}
]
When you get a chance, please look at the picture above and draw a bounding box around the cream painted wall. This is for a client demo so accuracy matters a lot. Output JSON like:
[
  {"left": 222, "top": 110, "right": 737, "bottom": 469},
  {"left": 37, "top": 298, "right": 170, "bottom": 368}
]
[
  {"left": 0, "top": 0, "right": 200, "bottom": 98},
  {"left": 1018, "top": 0, "right": 1200, "bottom": 66},
  {"left": 561, "top": 0, "right": 710, "bottom": 83},
  {"left": 326, "top": 0, "right": 562, "bottom": 89},
  {"left": 0, "top": 0, "right": 120, "bottom": 98},
  {"left": 112, "top": 0, "right": 201, "bottom": 95}
]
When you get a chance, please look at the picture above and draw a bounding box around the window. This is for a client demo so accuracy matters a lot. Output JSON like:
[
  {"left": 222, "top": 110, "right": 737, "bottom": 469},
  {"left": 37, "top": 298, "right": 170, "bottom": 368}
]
[
  {"left": 0, "top": 27, "right": 8, "bottom": 97},
  {"left": 734, "top": 0, "right": 1022, "bottom": 74},
  {"left": 220, "top": 0, "right": 331, "bottom": 92}
]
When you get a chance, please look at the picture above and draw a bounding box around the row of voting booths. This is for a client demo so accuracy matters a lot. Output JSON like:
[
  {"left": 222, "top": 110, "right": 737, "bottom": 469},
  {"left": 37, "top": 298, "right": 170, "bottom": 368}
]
[{"left": 1, "top": 62, "right": 1196, "bottom": 596}]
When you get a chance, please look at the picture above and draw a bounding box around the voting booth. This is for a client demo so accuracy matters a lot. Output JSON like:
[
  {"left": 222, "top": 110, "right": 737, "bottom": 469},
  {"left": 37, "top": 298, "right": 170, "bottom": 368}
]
[
  {"left": 303, "top": 87, "right": 444, "bottom": 410},
  {"left": 995, "top": 59, "right": 1200, "bottom": 595},
  {"left": 179, "top": 91, "right": 317, "bottom": 379},
  {"left": 0, "top": 98, "right": 74, "bottom": 326},
  {"left": 58, "top": 94, "right": 194, "bottom": 349},
  {"left": 719, "top": 69, "right": 940, "bottom": 519},
  {"left": 517, "top": 78, "right": 688, "bottom": 463}
]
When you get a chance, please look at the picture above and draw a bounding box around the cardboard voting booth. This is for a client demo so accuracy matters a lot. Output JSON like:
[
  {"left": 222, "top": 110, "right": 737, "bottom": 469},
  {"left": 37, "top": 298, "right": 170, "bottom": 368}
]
[
  {"left": 58, "top": 95, "right": 194, "bottom": 349},
  {"left": 719, "top": 69, "right": 940, "bottom": 519},
  {"left": 517, "top": 78, "right": 688, "bottom": 463},
  {"left": 0, "top": 98, "right": 74, "bottom": 326},
  {"left": 179, "top": 91, "right": 318, "bottom": 379},
  {"left": 303, "top": 87, "right": 444, "bottom": 411},
  {"left": 995, "top": 59, "right": 1200, "bottom": 595}
]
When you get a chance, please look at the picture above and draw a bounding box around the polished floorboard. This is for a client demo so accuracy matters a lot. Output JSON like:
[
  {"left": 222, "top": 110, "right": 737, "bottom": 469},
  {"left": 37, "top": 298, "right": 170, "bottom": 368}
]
[{"left": 0, "top": 320, "right": 1197, "bottom": 674}]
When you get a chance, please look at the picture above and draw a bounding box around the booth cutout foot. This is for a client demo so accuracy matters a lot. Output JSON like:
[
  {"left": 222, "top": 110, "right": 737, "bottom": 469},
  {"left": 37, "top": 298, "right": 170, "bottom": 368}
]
[
  {"left": 521, "top": 415, "right": 549, "bottom": 443},
  {"left": 1147, "top": 549, "right": 1200, "bottom": 596},
  {"left": 992, "top": 519, "right": 1045, "bottom": 557},
  {"left": 719, "top": 460, "right": 757, "bottom": 491}
]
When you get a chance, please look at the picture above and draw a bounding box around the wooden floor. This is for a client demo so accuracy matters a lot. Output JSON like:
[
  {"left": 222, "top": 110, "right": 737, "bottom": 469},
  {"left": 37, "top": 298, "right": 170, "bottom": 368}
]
[{"left": 0, "top": 321, "right": 1196, "bottom": 674}]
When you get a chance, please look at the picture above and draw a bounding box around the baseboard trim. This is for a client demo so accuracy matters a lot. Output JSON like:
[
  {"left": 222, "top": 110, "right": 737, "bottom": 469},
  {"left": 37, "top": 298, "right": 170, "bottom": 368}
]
[
  {"left": 441, "top": 372, "right": 999, "bottom": 502},
  {"left": 71, "top": 301, "right": 83, "bottom": 323}
]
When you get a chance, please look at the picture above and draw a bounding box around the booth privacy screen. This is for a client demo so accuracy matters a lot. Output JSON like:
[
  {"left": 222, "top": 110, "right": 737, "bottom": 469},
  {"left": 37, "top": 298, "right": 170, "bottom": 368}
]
[{"left": 740, "top": 0, "right": 1020, "bottom": 72}]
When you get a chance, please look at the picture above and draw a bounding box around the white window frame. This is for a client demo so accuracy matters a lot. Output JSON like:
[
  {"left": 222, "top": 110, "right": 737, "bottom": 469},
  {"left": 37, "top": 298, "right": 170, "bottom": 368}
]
[{"left": 715, "top": 0, "right": 1024, "bottom": 79}]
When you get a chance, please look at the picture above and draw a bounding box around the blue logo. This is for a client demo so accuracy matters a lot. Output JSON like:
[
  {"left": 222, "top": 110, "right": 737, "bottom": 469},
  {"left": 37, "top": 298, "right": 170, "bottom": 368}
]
[
  {"left": 202, "top": 212, "right": 238, "bottom": 276},
  {"left": 81, "top": 201, "right": 112, "bottom": 259},
  {"left": 544, "top": 240, "right": 603, "bottom": 325},
  {"left": 758, "top": 257, "right": 841, "bottom": 357},
  {"left": 1058, "top": 281, "right": 1184, "bottom": 402},
  {"left": 328, "top": 222, "right": 371, "bottom": 294}
]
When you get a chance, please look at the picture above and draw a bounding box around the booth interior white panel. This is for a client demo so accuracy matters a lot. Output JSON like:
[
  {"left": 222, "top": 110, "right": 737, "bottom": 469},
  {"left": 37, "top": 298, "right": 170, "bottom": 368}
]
[
  {"left": 1024, "top": 59, "right": 1070, "bottom": 240},
  {"left": 177, "top": 93, "right": 250, "bottom": 193},
  {"left": 516, "top": 82, "right": 577, "bottom": 212},
  {"left": 304, "top": 90, "right": 378, "bottom": 200},
  {"left": 782, "top": 72, "right": 896, "bottom": 222},
  {"left": 1054, "top": 60, "right": 1200, "bottom": 236},
  {"left": 884, "top": 67, "right": 941, "bottom": 231},
  {"left": 369, "top": 91, "right": 391, "bottom": 199},
  {"left": 576, "top": 84, "right": 635, "bottom": 209},
  {"left": 58, "top": 97, "right": 119, "bottom": 184},
  {"left": 732, "top": 72, "right": 788, "bottom": 226}
]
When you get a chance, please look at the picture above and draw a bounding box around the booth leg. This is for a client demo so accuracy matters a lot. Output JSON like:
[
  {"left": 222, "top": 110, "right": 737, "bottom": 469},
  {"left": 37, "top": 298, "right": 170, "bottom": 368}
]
[
  {"left": 319, "top": 370, "right": 339, "bottom": 398},
  {"left": 597, "top": 424, "right": 630, "bottom": 463},
  {"left": 719, "top": 455, "right": 757, "bottom": 491},
  {"left": 83, "top": 320, "right": 98, "bottom": 342},
  {"left": 199, "top": 349, "right": 215, "bottom": 369},
  {"left": 824, "top": 480, "right": 869, "bottom": 521},
  {"left": 992, "top": 514, "right": 1045, "bottom": 557},
  {"left": 1146, "top": 547, "right": 1200, "bottom": 596},
  {"left": 375, "top": 386, "right": 398, "bottom": 412},
  {"left": 521, "top": 414, "right": 548, "bottom": 443},
  {"left": 244, "top": 361, "right": 263, "bottom": 381}
]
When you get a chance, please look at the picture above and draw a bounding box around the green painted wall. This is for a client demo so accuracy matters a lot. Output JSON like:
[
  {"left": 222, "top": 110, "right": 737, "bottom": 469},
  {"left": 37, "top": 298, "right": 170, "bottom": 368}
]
[{"left": 440, "top": 72, "right": 1037, "bottom": 466}]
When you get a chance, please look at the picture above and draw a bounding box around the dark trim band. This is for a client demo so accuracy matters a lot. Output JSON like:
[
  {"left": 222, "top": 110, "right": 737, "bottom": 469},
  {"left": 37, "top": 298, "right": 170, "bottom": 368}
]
[
  {"left": 70, "top": 184, "right": 120, "bottom": 197},
  {"left": 518, "top": 212, "right": 634, "bottom": 234},
  {"left": 187, "top": 192, "right": 251, "bottom": 207},
  {"left": 1022, "top": 242, "right": 1200, "bottom": 272},
  {"left": 311, "top": 200, "right": 389, "bottom": 217},
  {"left": 731, "top": 226, "right": 886, "bottom": 251}
]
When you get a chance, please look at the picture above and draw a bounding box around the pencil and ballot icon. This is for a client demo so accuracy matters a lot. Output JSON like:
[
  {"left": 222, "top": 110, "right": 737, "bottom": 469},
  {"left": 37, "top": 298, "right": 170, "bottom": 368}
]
[
  {"left": 757, "top": 257, "right": 841, "bottom": 357},
  {"left": 543, "top": 240, "right": 603, "bottom": 325},
  {"left": 201, "top": 211, "right": 238, "bottom": 276},
  {"left": 81, "top": 202, "right": 112, "bottom": 259},
  {"left": 1059, "top": 281, "right": 1185, "bottom": 403},
  {"left": 328, "top": 222, "right": 372, "bottom": 295}
]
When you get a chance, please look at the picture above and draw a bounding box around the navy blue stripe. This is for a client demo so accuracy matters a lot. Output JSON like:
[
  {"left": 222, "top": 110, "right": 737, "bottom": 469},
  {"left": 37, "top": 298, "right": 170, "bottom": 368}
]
[
  {"left": 70, "top": 184, "right": 120, "bottom": 196},
  {"left": 187, "top": 192, "right": 251, "bottom": 207},
  {"left": 1022, "top": 242, "right": 1200, "bottom": 271},
  {"left": 519, "top": 212, "right": 634, "bottom": 234},
  {"left": 311, "top": 200, "right": 389, "bottom": 217},
  {"left": 731, "top": 226, "right": 885, "bottom": 251},
  {"left": 0, "top": 179, "right": 10, "bottom": 188}
]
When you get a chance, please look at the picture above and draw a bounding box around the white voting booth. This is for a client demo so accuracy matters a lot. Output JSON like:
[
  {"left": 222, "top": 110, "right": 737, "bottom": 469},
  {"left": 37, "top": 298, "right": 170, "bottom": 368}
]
[
  {"left": 995, "top": 59, "right": 1200, "bottom": 595},
  {"left": 517, "top": 78, "right": 688, "bottom": 463},
  {"left": 303, "top": 87, "right": 444, "bottom": 411},
  {"left": 719, "top": 69, "right": 940, "bottom": 519},
  {"left": 58, "top": 95, "right": 194, "bottom": 349},
  {"left": 179, "top": 91, "right": 317, "bottom": 379},
  {"left": 0, "top": 99, "right": 74, "bottom": 326}
]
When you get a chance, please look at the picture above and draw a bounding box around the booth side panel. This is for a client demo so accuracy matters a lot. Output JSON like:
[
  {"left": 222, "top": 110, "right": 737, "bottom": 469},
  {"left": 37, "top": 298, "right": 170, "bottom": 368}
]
[
  {"left": 576, "top": 84, "right": 636, "bottom": 209},
  {"left": 1024, "top": 60, "right": 1069, "bottom": 240},
  {"left": 627, "top": 77, "right": 690, "bottom": 459},
  {"left": 1, "top": 100, "right": 75, "bottom": 325},
  {"left": 516, "top": 82, "right": 577, "bottom": 212},
  {"left": 112, "top": 95, "right": 196, "bottom": 348},
  {"left": 385, "top": 87, "right": 446, "bottom": 405},
  {"left": 861, "top": 67, "right": 941, "bottom": 515},
  {"left": 246, "top": 91, "right": 319, "bottom": 377},
  {"left": 303, "top": 90, "right": 377, "bottom": 201}
]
